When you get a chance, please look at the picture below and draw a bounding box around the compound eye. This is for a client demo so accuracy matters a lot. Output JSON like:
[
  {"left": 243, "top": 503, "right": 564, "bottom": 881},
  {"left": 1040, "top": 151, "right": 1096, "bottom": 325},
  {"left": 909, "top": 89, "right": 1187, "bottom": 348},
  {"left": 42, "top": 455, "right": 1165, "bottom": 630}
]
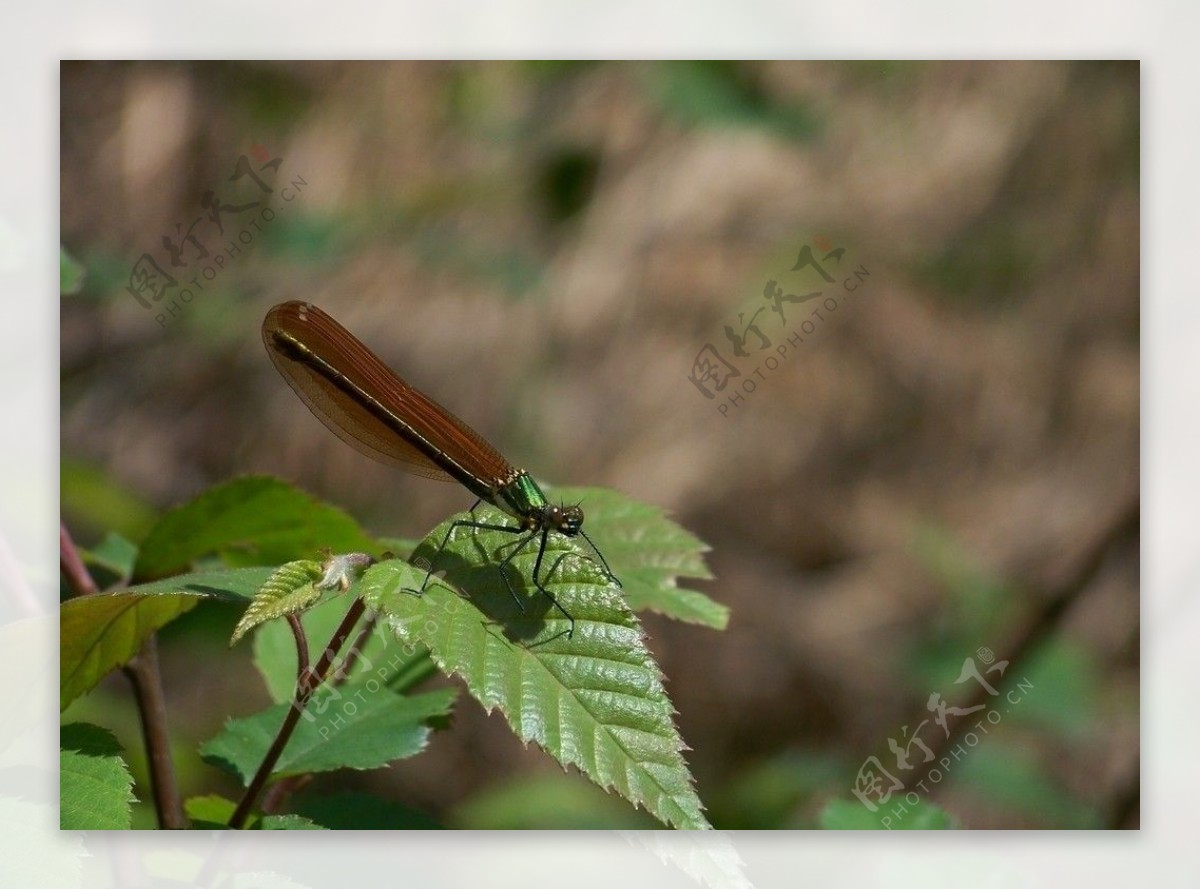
[{"left": 559, "top": 505, "right": 584, "bottom": 535}]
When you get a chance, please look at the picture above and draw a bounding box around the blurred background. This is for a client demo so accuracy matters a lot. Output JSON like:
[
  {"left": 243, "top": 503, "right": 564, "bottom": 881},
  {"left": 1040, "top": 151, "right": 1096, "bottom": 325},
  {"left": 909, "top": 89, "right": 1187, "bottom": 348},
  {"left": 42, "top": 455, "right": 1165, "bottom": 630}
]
[{"left": 60, "top": 60, "right": 1138, "bottom": 829}]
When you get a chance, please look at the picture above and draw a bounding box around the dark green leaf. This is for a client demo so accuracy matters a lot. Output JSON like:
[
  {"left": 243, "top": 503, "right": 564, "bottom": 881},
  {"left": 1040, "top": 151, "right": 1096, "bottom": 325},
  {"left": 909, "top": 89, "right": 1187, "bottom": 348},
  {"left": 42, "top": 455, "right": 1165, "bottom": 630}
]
[
  {"left": 293, "top": 791, "right": 441, "bottom": 829},
  {"left": 61, "top": 722, "right": 125, "bottom": 757},
  {"left": 110, "top": 566, "right": 272, "bottom": 599},
  {"left": 60, "top": 723, "right": 135, "bottom": 829},
  {"left": 133, "top": 476, "right": 377, "bottom": 580},
  {"left": 200, "top": 685, "right": 456, "bottom": 783}
]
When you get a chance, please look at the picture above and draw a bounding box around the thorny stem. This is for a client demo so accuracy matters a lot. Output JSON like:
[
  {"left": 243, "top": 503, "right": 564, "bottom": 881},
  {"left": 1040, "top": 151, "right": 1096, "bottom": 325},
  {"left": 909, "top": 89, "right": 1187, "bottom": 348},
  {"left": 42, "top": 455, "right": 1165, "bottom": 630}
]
[
  {"left": 60, "top": 522, "right": 187, "bottom": 829},
  {"left": 228, "top": 597, "right": 367, "bottom": 829}
]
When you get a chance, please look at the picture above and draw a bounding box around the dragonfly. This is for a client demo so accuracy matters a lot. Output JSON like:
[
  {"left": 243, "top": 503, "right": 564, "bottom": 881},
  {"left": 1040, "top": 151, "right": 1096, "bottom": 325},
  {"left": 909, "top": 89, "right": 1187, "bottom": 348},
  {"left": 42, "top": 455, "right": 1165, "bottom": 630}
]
[{"left": 261, "top": 300, "right": 618, "bottom": 637}]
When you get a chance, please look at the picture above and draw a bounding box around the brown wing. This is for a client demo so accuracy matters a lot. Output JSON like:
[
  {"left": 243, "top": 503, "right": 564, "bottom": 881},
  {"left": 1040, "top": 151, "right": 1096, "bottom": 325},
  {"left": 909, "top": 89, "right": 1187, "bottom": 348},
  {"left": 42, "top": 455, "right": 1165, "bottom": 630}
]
[{"left": 262, "top": 301, "right": 514, "bottom": 489}]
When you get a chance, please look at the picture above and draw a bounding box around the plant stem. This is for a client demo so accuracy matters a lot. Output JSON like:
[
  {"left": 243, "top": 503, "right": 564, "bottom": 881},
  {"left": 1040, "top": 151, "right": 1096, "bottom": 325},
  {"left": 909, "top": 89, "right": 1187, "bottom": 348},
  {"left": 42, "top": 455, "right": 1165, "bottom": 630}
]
[
  {"left": 259, "top": 772, "right": 313, "bottom": 815},
  {"left": 122, "top": 640, "right": 187, "bottom": 828},
  {"left": 332, "top": 611, "right": 377, "bottom": 682},
  {"left": 257, "top": 614, "right": 314, "bottom": 815},
  {"left": 260, "top": 608, "right": 377, "bottom": 815},
  {"left": 286, "top": 613, "right": 310, "bottom": 691},
  {"left": 228, "top": 597, "right": 367, "bottom": 829},
  {"left": 60, "top": 522, "right": 187, "bottom": 829},
  {"left": 59, "top": 523, "right": 97, "bottom": 596}
]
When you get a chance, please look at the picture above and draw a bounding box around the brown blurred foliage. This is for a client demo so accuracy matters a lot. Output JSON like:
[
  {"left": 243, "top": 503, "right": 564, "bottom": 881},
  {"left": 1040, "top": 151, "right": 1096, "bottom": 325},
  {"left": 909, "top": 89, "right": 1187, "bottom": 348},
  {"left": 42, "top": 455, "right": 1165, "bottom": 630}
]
[{"left": 61, "top": 60, "right": 1138, "bottom": 829}]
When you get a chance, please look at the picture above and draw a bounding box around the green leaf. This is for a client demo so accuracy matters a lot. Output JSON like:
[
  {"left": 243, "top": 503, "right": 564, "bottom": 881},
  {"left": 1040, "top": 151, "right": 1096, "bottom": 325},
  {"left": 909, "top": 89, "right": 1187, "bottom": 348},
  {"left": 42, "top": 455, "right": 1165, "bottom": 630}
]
[
  {"left": 185, "top": 794, "right": 239, "bottom": 828},
  {"left": 230, "top": 561, "right": 325, "bottom": 646},
  {"left": 252, "top": 594, "right": 414, "bottom": 704},
  {"left": 60, "top": 246, "right": 85, "bottom": 295},
  {"left": 61, "top": 593, "right": 198, "bottom": 711},
  {"left": 82, "top": 532, "right": 139, "bottom": 581},
  {"left": 818, "top": 798, "right": 953, "bottom": 830},
  {"left": 60, "top": 567, "right": 270, "bottom": 710},
  {"left": 200, "top": 685, "right": 456, "bottom": 783},
  {"left": 363, "top": 520, "right": 711, "bottom": 831},
  {"left": 184, "top": 794, "right": 327, "bottom": 829},
  {"left": 60, "top": 723, "right": 136, "bottom": 829},
  {"left": 133, "top": 476, "right": 378, "bottom": 581},
  {"left": 110, "top": 566, "right": 272, "bottom": 599},
  {"left": 619, "top": 568, "right": 729, "bottom": 630},
  {"left": 293, "top": 791, "right": 441, "bottom": 829},
  {"left": 553, "top": 486, "right": 725, "bottom": 629}
]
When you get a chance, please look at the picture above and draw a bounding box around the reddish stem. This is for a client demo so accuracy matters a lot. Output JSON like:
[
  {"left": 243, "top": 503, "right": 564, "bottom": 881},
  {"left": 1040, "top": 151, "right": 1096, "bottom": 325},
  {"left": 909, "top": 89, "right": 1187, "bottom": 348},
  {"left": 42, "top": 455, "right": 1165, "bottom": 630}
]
[{"left": 228, "top": 598, "right": 367, "bottom": 829}]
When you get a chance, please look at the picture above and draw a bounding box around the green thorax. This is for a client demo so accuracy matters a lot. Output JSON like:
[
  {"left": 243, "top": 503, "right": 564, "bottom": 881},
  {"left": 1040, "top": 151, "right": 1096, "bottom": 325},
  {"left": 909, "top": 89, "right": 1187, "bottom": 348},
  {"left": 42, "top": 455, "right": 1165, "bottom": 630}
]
[{"left": 493, "top": 472, "right": 547, "bottom": 520}]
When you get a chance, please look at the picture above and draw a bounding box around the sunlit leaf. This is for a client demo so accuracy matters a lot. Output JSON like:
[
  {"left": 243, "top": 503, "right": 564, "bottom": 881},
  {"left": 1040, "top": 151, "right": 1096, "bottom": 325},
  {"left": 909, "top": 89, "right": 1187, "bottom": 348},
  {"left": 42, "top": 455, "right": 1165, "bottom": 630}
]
[
  {"left": 363, "top": 517, "right": 711, "bottom": 831},
  {"left": 230, "top": 560, "right": 325, "bottom": 646},
  {"left": 60, "top": 723, "right": 135, "bottom": 829},
  {"left": 553, "top": 486, "right": 724, "bottom": 629}
]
